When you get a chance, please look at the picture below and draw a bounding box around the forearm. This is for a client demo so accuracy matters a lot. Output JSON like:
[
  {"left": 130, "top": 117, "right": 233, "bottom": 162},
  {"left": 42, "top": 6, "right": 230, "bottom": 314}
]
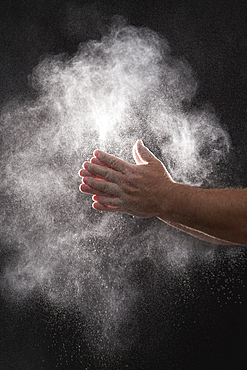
[
  {"left": 163, "top": 220, "right": 238, "bottom": 245},
  {"left": 159, "top": 184, "right": 247, "bottom": 246}
]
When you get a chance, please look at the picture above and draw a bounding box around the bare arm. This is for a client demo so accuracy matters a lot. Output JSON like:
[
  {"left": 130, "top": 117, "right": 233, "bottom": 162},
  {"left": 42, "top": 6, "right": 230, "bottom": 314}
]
[
  {"left": 157, "top": 189, "right": 247, "bottom": 245},
  {"left": 79, "top": 140, "right": 247, "bottom": 246}
]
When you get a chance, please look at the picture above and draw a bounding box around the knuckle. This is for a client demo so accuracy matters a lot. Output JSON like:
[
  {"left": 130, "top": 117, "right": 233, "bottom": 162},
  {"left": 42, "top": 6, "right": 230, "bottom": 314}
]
[
  {"left": 104, "top": 171, "right": 112, "bottom": 181},
  {"left": 101, "top": 181, "right": 109, "bottom": 192}
]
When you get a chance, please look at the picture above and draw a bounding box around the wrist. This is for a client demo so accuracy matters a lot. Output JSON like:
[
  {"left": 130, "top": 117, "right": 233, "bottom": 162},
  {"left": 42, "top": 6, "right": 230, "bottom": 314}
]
[{"left": 157, "top": 181, "right": 193, "bottom": 223}]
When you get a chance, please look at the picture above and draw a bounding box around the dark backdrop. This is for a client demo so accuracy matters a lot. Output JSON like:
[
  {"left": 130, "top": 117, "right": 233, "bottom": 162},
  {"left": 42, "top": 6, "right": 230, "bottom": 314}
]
[{"left": 0, "top": 1, "right": 247, "bottom": 369}]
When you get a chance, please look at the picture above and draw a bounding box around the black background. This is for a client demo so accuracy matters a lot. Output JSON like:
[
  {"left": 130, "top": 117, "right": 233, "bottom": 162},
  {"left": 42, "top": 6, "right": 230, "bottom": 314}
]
[{"left": 0, "top": 1, "right": 247, "bottom": 369}]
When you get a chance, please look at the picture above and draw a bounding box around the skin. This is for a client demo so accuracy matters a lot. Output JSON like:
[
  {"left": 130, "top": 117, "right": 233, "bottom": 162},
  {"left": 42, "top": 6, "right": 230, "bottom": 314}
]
[{"left": 79, "top": 140, "right": 247, "bottom": 246}]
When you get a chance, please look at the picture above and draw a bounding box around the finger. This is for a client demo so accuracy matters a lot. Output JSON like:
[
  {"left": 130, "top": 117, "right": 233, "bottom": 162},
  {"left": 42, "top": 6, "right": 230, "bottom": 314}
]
[
  {"left": 79, "top": 161, "right": 97, "bottom": 177},
  {"left": 90, "top": 157, "right": 111, "bottom": 168},
  {"left": 133, "top": 140, "right": 144, "bottom": 165},
  {"left": 92, "top": 194, "right": 122, "bottom": 207},
  {"left": 79, "top": 183, "right": 108, "bottom": 196},
  {"left": 83, "top": 176, "right": 120, "bottom": 195},
  {"left": 79, "top": 168, "right": 105, "bottom": 179},
  {"left": 84, "top": 162, "right": 120, "bottom": 183},
  {"left": 79, "top": 168, "right": 95, "bottom": 177},
  {"left": 93, "top": 150, "right": 128, "bottom": 173},
  {"left": 92, "top": 202, "right": 121, "bottom": 213},
  {"left": 135, "top": 139, "right": 158, "bottom": 164}
]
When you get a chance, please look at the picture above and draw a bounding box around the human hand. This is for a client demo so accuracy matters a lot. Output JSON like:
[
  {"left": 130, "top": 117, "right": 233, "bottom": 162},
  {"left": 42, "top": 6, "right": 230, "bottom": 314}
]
[{"left": 79, "top": 140, "right": 175, "bottom": 218}]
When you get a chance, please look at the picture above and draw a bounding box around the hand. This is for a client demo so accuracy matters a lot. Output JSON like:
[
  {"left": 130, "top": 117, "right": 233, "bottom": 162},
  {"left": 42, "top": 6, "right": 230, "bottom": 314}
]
[{"left": 79, "top": 140, "right": 175, "bottom": 218}]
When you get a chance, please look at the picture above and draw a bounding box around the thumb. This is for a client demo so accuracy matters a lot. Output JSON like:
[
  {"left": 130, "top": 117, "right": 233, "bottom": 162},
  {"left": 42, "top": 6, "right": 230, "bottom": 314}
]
[{"left": 132, "top": 139, "right": 157, "bottom": 165}]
